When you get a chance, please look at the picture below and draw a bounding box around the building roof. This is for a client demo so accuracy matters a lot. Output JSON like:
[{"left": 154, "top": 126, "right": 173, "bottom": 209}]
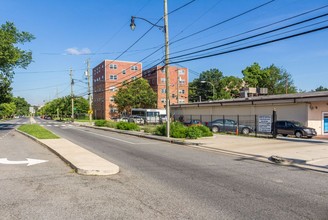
[{"left": 171, "top": 91, "right": 328, "bottom": 108}]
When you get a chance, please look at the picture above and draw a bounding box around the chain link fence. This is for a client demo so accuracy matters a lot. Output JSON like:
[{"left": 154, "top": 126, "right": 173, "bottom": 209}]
[{"left": 173, "top": 114, "right": 274, "bottom": 137}]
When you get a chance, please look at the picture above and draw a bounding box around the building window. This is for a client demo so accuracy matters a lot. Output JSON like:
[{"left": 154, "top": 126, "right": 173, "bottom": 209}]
[
  {"left": 161, "top": 89, "right": 166, "bottom": 94},
  {"left": 178, "top": 69, "right": 185, "bottom": 75},
  {"left": 161, "top": 78, "right": 166, "bottom": 83},
  {"left": 179, "top": 79, "right": 185, "bottom": 84},
  {"left": 178, "top": 99, "right": 185, "bottom": 103},
  {"left": 110, "top": 97, "right": 115, "bottom": 102},
  {"left": 179, "top": 89, "right": 185, "bottom": 94},
  {"left": 131, "top": 66, "right": 138, "bottom": 71},
  {"left": 161, "top": 98, "right": 166, "bottom": 103},
  {"left": 110, "top": 64, "right": 117, "bottom": 69},
  {"left": 122, "top": 70, "right": 126, "bottom": 74},
  {"left": 131, "top": 76, "right": 137, "bottom": 80},
  {"left": 110, "top": 75, "right": 117, "bottom": 80}
]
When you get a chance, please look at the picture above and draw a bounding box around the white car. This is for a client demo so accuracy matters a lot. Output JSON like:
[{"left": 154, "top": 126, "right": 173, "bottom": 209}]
[{"left": 128, "top": 115, "right": 145, "bottom": 124}]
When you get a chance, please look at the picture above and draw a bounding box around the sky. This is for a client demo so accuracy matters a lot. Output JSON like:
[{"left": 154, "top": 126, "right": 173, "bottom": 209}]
[{"left": 1, "top": 0, "right": 328, "bottom": 105}]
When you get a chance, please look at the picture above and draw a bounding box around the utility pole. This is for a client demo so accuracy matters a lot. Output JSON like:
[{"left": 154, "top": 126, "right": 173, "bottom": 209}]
[
  {"left": 176, "top": 68, "right": 179, "bottom": 104},
  {"left": 164, "top": 0, "right": 170, "bottom": 138},
  {"left": 56, "top": 87, "right": 59, "bottom": 120},
  {"left": 70, "top": 68, "right": 74, "bottom": 121},
  {"left": 86, "top": 59, "right": 92, "bottom": 125}
]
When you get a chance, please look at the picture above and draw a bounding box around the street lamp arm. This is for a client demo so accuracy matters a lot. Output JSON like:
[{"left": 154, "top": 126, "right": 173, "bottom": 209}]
[{"left": 130, "top": 16, "right": 164, "bottom": 31}]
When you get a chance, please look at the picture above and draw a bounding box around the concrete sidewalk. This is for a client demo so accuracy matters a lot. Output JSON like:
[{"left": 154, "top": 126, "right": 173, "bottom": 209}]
[{"left": 184, "top": 134, "right": 328, "bottom": 173}]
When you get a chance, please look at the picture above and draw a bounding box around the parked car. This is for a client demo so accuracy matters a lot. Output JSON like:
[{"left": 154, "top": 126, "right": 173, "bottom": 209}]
[
  {"left": 183, "top": 119, "right": 202, "bottom": 127},
  {"left": 128, "top": 115, "right": 145, "bottom": 124},
  {"left": 274, "top": 120, "right": 317, "bottom": 138},
  {"left": 206, "top": 119, "right": 253, "bottom": 135}
]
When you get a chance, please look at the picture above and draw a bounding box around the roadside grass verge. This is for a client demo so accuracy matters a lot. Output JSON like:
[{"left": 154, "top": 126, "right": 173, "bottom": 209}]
[{"left": 18, "top": 124, "right": 60, "bottom": 139}]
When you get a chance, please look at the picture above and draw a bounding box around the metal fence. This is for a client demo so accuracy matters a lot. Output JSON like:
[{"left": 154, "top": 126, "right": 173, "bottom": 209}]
[{"left": 173, "top": 114, "right": 274, "bottom": 137}]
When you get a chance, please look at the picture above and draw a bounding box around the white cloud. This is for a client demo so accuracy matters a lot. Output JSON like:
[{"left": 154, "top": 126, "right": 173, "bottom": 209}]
[{"left": 65, "top": 47, "right": 91, "bottom": 55}]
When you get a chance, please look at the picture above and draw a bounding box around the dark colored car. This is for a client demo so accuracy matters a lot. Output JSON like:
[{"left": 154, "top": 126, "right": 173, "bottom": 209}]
[
  {"left": 274, "top": 120, "right": 317, "bottom": 138},
  {"left": 206, "top": 119, "right": 253, "bottom": 135},
  {"left": 183, "top": 119, "right": 202, "bottom": 127}
]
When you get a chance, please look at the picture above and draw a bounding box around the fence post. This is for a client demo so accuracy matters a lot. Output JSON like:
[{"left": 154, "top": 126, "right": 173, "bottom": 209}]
[
  {"left": 236, "top": 115, "right": 239, "bottom": 135},
  {"left": 255, "top": 115, "right": 257, "bottom": 137},
  {"left": 272, "top": 109, "right": 277, "bottom": 138}
]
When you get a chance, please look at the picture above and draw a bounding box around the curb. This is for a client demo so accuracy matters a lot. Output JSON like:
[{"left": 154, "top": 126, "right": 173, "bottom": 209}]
[{"left": 16, "top": 129, "right": 120, "bottom": 176}]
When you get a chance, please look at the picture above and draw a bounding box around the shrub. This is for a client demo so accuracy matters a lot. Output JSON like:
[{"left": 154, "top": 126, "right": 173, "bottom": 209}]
[
  {"left": 186, "top": 126, "right": 202, "bottom": 139},
  {"left": 105, "top": 121, "right": 117, "bottom": 128},
  {"left": 170, "top": 122, "right": 187, "bottom": 138},
  {"left": 154, "top": 124, "right": 166, "bottom": 136},
  {"left": 95, "top": 120, "right": 107, "bottom": 127},
  {"left": 196, "top": 125, "right": 213, "bottom": 137},
  {"left": 116, "top": 122, "right": 140, "bottom": 131}
]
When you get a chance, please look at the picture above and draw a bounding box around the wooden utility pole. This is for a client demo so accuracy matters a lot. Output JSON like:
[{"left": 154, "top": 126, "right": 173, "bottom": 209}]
[
  {"left": 70, "top": 68, "right": 74, "bottom": 121},
  {"left": 86, "top": 59, "right": 92, "bottom": 124}
]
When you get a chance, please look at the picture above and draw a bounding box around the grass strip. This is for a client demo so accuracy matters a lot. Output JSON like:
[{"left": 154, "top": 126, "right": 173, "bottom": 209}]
[{"left": 18, "top": 124, "right": 60, "bottom": 139}]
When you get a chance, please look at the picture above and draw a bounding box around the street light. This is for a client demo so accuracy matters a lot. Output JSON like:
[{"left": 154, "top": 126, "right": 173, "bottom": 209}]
[
  {"left": 130, "top": 0, "right": 171, "bottom": 138},
  {"left": 201, "top": 80, "right": 216, "bottom": 100}
]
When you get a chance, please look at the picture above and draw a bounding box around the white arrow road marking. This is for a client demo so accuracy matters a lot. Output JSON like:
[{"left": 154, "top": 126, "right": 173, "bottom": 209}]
[{"left": 0, "top": 158, "right": 48, "bottom": 166}]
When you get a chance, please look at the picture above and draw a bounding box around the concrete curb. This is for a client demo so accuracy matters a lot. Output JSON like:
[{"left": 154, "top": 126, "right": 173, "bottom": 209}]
[{"left": 16, "top": 129, "right": 120, "bottom": 176}]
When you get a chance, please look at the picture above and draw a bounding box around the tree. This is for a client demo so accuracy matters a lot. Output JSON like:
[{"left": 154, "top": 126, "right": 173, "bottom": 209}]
[
  {"left": 38, "top": 96, "right": 88, "bottom": 119},
  {"left": 189, "top": 69, "right": 243, "bottom": 102},
  {"left": 0, "top": 102, "right": 16, "bottom": 119},
  {"left": 242, "top": 63, "right": 297, "bottom": 95},
  {"left": 0, "top": 22, "right": 35, "bottom": 103},
  {"left": 114, "top": 78, "right": 157, "bottom": 114},
  {"left": 313, "top": 86, "right": 328, "bottom": 92},
  {"left": 12, "top": 96, "right": 30, "bottom": 116}
]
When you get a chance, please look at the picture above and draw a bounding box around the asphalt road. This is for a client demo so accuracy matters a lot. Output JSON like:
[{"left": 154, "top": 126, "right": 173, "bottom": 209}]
[{"left": 1, "top": 118, "right": 328, "bottom": 219}]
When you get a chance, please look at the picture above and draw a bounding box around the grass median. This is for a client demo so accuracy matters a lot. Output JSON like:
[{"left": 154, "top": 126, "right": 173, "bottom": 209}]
[{"left": 18, "top": 124, "right": 60, "bottom": 139}]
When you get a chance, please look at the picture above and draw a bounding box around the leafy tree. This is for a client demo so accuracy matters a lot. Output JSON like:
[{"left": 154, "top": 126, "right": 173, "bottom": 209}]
[
  {"left": 0, "top": 102, "right": 16, "bottom": 119},
  {"left": 0, "top": 22, "right": 35, "bottom": 103},
  {"left": 12, "top": 96, "right": 30, "bottom": 116},
  {"left": 38, "top": 96, "right": 88, "bottom": 119},
  {"left": 242, "top": 63, "right": 297, "bottom": 95},
  {"left": 313, "top": 86, "right": 328, "bottom": 92},
  {"left": 114, "top": 78, "right": 157, "bottom": 114},
  {"left": 189, "top": 69, "right": 243, "bottom": 101}
]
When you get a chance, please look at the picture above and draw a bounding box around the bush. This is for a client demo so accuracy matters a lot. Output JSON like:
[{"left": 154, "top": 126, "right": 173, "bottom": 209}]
[
  {"left": 116, "top": 122, "right": 140, "bottom": 131},
  {"left": 196, "top": 125, "right": 213, "bottom": 137},
  {"left": 170, "top": 122, "right": 187, "bottom": 138},
  {"left": 186, "top": 126, "right": 202, "bottom": 139},
  {"left": 95, "top": 120, "right": 107, "bottom": 127}
]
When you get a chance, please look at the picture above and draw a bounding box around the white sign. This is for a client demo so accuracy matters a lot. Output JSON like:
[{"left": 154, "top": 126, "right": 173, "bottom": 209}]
[
  {"left": 258, "top": 115, "right": 272, "bottom": 133},
  {"left": 0, "top": 158, "right": 48, "bottom": 166}
]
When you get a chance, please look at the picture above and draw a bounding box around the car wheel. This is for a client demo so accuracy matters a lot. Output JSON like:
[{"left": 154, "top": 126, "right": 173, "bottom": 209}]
[
  {"left": 211, "top": 126, "right": 219, "bottom": 133},
  {"left": 295, "top": 131, "right": 302, "bottom": 138},
  {"left": 282, "top": 134, "right": 288, "bottom": 137},
  {"left": 241, "top": 128, "right": 250, "bottom": 135}
]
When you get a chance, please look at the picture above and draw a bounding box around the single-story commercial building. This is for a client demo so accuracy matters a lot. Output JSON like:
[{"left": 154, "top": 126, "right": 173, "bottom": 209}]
[{"left": 171, "top": 91, "right": 328, "bottom": 136}]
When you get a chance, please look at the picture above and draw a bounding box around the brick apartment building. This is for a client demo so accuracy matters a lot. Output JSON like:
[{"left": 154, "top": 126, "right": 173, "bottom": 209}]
[
  {"left": 92, "top": 60, "right": 142, "bottom": 120},
  {"left": 142, "top": 66, "right": 189, "bottom": 109}
]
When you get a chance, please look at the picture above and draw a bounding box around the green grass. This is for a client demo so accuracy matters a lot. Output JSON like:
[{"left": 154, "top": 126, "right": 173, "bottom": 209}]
[{"left": 18, "top": 124, "right": 60, "bottom": 139}]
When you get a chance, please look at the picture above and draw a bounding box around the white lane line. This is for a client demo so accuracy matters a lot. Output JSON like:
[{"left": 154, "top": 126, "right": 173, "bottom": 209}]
[{"left": 77, "top": 129, "right": 137, "bottom": 145}]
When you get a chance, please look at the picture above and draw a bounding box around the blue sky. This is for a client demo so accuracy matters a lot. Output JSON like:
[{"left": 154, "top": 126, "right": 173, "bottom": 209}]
[{"left": 1, "top": 0, "right": 328, "bottom": 105}]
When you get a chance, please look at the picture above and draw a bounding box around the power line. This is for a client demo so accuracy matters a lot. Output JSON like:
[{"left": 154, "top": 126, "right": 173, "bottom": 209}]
[
  {"left": 170, "top": 0, "right": 276, "bottom": 45},
  {"left": 170, "top": 24, "right": 328, "bottom": 64},
  {"left": 170, "top": 12, "right": 328, "bottom": 60},
  {"left": 170, "top": 4, "right": 328, "bottom": 57}
]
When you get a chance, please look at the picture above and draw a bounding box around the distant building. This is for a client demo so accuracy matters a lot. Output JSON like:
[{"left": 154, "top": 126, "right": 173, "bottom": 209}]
[
  {"left": 92, "top": 60, "right": 142, "bottom": 120},
  {"left": 142, "top": 66, "right": 189, "bottom": 109}
]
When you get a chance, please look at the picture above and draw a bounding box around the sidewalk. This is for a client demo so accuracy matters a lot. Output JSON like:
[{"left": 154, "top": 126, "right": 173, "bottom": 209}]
[{"left": 183, "top": 134, "right": 328, "bottom": 173}]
